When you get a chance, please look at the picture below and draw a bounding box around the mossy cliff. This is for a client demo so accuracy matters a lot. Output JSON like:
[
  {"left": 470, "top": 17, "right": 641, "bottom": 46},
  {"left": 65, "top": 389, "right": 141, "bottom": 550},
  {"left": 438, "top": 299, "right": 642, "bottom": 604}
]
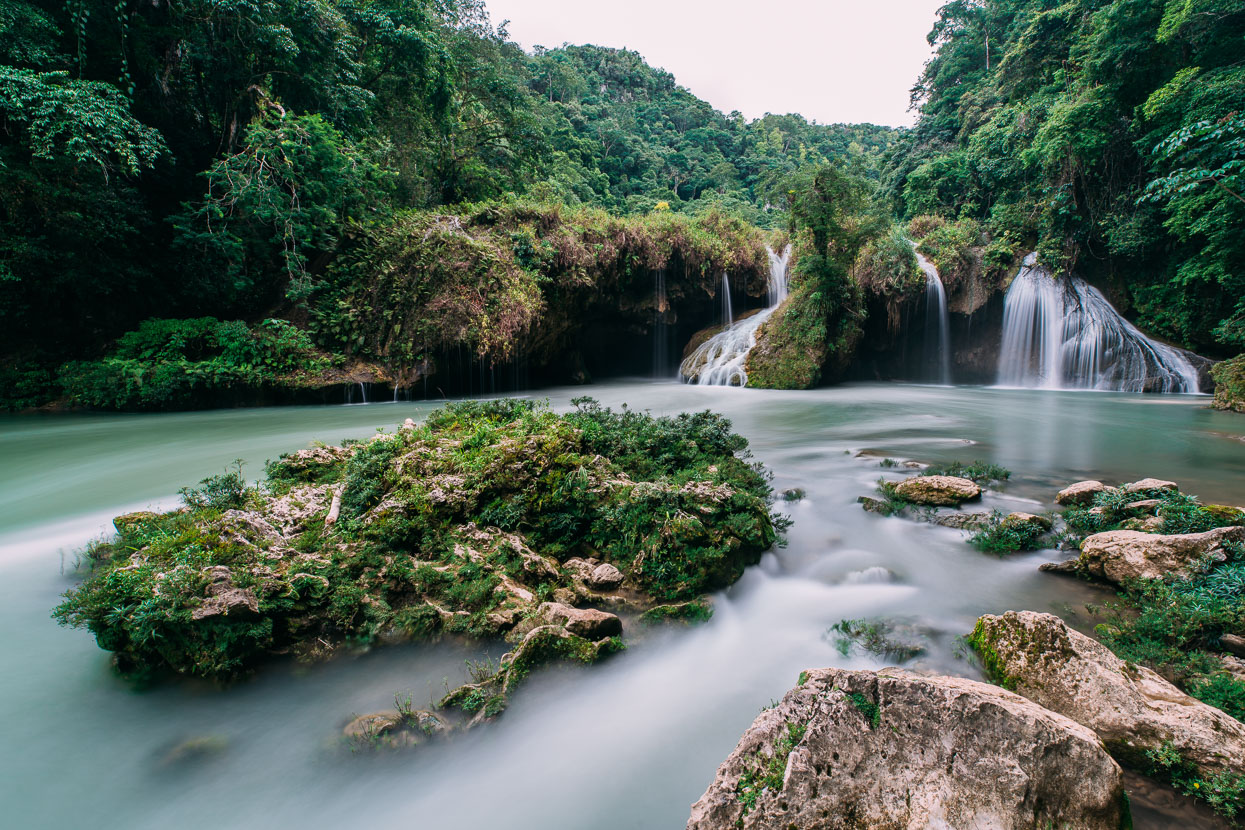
[
  {"left": 1212, "top": 355, "right": 1245, "bottom": 414},
  {"left": 54, "top": 399, "right": 781, "bottom": 680}
]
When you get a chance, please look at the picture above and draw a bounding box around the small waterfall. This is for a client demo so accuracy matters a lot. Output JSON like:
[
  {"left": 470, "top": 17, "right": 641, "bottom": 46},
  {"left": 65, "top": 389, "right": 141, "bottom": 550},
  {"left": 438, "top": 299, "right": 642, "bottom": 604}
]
[
  {"left": 680, "top": 246, "right": 789, "bottom": 386},
  {"left": 357, "top": 382, "right": 368, "bottom": 404},
  {"left": 997, "top": 254, "right": 1201, "bottom": 393},
  {"left": 652, "top": 268, "right": 670, "bottom": 378},
  {"left": 915, "top": 251, "right": 951, "bottom": 385},
  {"left": 720, "top": 272, "right": 734, "bottom": 327}
]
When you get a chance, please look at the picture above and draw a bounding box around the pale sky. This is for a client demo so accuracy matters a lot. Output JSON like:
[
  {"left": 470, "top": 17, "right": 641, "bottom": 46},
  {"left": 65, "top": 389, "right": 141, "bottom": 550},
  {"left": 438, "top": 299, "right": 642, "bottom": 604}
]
[{"left": 483, "top": 0, "right": 946, "bottom": 127}]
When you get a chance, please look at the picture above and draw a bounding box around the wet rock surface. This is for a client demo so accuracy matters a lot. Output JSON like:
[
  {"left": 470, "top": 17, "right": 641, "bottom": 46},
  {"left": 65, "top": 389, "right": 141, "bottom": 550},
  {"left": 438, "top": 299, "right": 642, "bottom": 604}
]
[{"left": 892, "top": 475, "right": 982, "bottom": 506}]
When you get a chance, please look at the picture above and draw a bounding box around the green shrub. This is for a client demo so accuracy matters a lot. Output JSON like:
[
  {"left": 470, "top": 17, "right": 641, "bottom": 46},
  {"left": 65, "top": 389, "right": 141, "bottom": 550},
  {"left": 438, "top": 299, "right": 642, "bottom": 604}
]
[
  {"left": 969, "top": 511, "right": 1051, "bottom": 554},
  {"left": 1211, "top": 354, "right": 1245, "bottom": 414},
  {"left": 921, "top": 460, "right": 1010, "bottom": 484}
]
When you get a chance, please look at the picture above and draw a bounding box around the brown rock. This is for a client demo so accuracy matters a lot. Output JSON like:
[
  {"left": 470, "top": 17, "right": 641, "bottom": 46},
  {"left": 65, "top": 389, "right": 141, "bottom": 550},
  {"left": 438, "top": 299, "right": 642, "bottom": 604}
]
[
  {"left": 686, "top": 667, "right": 1128, "bottom": 830},
  {"left": 1076, "top": 527, "right": 1245, "bottom": 585},
  {"left": 893, "top": 475, "right": 982, "bottom": 506},
  {"left": 1123, "top": 477, "right": 1179, "bottom": 494},
  {"left": 970, "top": 611, "right": 1245, "bottom": 777},
  {"left": 1221, "top": 633, "right": 1245, "bottom": 659},
  {"left": 1056, "top": 480, "right": 1108, "bottom": 506},
  {"left": 1123, "top": 499, "right": 1161, "bottom": 512},
  {"left": 586, "top": 562, "right": 624, "bottom": 591},
  {"left": 538, "top": 602, "right": 622, "bottom": 639}
]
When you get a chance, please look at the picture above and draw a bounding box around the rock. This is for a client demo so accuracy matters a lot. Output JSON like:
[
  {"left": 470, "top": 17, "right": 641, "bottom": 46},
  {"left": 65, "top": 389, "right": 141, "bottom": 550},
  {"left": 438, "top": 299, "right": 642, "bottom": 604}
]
[
  {"left": 1205, "top": 504, "right": 1245, "bottom": 524},
  {"left": 191, "top": 585, "right": 259, "bottom": 620},
  {"left": 893, "top": 475, "right": 982, "bottom": 506},
  {"left": 343, "top": 712, "right": 402, "bottom": 740},
  {"left": 1056, "top": 480, "right": 1108, "bottom": 506},
  {"left": 970, "top": 611, "right": 1245, "bottom": 777},
  {"left": 1221, "top": 633, "right": 1245, "bottom": 659},
  {"left": 1222, "top": 655, "right": 1245, "bottom": 683},
  {"left": 1119, "top": 516, "right": 1164, "bottom": 532},
  {"left": 586, "top": 562, "right": 624, "bottom": 591},
  {"left": 551, "top": 587, "right": 579, "bottom": 606},
  {"left": 538, "top": 602, "right": 622, "bottom": 639},
  {"left": 113, "top": 511, "right": 158, "bottom": 533},
  {"left": 1123, "top": 498, "right": 1161, "bottom": 512},
  {"left": 1123, "top": 477, "right": 1179, "bottom": 494},
  {"left": 1039, "top": 559, "right": 1079, "bottom": 575},
  {"left": 931, "top": 511, "right": 991, "bottom": 529},
  {"left": 686, "top": 667, "right": 1128, "bottom": 830},
  {"left": 1075, "top": 526, "right": 1245, "bottom": 585},
  {"left": 856, "top": 496, "right": 891, "bottom": 514},
  {"left": 159, "top": 735, "right": 228, "bottom": 766},
  {"left": 1002, "top": 512, "right": 1052, "bottom": 531}
]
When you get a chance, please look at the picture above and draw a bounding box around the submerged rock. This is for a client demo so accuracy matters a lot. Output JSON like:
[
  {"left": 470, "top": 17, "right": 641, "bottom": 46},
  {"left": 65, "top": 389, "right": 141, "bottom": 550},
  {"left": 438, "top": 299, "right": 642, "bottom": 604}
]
[
  {"left": 686, "top": 667, "right": 1128, "bottom": 830},
  {"left": 931, "top": 511, "right": 991, "bottom": 529},
  {"left": 1055, "top": 480, "right": 1108, "bottom": 506},
  {"left": 970, "top": 611, "right": 1245, "bottom": 777},
  {"left": 1002, "top": 512, "right": 1051, "bottom": 531},
  {"left": 893, "top": 475, "right": 981, "bottom": 506},
  {"left": 1074, "top": 526, "right": 1245, "bottom": 584}
]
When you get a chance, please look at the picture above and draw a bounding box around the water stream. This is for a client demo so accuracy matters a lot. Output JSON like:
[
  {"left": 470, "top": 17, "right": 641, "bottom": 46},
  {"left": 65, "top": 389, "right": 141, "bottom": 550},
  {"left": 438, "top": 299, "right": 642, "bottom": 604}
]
[
  {"left": 997, "top": 254, "right": 1202, "bottom": 392},
  {"left": 3, "top": 384, "right": 1243, "bottom": 829}
]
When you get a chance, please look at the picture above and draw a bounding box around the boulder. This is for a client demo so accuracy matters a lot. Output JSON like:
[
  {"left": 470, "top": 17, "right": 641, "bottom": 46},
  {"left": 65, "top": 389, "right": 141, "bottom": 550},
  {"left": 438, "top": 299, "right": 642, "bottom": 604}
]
[
  {"left": 856, "top": 496, "right": 891, "bottom": 514},
  {"left": 1221, "top": 633, "right": 1245, "bottom": 659},
  {"left": 931, "top": 511, "right": 991, "bottom": 530},
  {"left": 1119, "top": 516, "right": 1164, "bottom": 532},
  {"left": 538, "top": 602, "right": 622, "bottom": 639},
  {"left": 1002, "top": 512, "right": 1052, "bottom": 531},
  {"left": 893, "top": 475, "right": 981, "bottom": 506},
  {"left": 1123, "top": 477, "right": 1178, "bottom": 494},
  {"left": 1075, "top": 526, "right": 1245, "bottom": 585},
  {"left": 586, "top": 563, "right": 624, "bottom": 591},
  {"left": 970, "top": 611, "right": 1245, "bottom": 777},
  {"left": 192, "top": 586, "right": 259, "bottom": 620},
  {"left": 686, "top": 667, "right": 1128, "bottom": 830},
  {"left": 343, "top": 712, "right": 402, "bottom": 740},
  {"left": 113, "top": 511, "right": 159, "bottom": 533},
  {"left": 1123, "top": 498, "right": 1161, "bottom": 512},
  {"left": 1056, "top": 480, "right": 1108, "bottom": 506}
]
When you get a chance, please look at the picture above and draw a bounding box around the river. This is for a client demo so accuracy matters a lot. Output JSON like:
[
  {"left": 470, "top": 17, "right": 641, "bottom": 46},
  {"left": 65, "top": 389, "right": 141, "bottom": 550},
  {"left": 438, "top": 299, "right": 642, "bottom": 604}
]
[{"left": 3, "top": 381, "right": 1243, "bottom": 829}]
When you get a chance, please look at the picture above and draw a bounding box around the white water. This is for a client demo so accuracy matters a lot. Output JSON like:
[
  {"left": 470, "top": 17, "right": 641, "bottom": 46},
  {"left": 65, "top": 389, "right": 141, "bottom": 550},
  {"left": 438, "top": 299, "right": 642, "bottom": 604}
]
[
  {"left": 916, "top": 251, "right": 952, "bottom": 385},
  {"left": 997, "top": 254, "right": 1202, "bottom": 393},
  {"left": 681, "top": 247, "right": 790, "bottom": 386},
  {"left": 720, "top": 271, "right": 734, "bottom": 327}
]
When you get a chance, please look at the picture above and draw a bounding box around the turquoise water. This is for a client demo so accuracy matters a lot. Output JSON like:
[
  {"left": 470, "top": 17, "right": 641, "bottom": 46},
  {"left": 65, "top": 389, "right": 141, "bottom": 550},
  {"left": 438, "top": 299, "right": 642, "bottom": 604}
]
[{"left": 2, "top": 382, "right": 1242, "bottom": 828}]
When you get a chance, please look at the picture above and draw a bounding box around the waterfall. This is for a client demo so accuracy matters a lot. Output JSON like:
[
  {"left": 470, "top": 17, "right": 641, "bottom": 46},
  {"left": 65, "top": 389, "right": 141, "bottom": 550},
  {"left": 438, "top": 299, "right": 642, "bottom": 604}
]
[
  {"left": 680, "top": 246, "right": 789, "bottom": 386},
  {"left": 997, "top": 254, "right": 1201, "bottom": 393},
  {"left": 720, "top": 272, "right": 734, "bottom": 327},
  {"left": 652, "top": 268, "right": 670, "bottom": 378},
  {"left": 915, "top": 251, "right": 952, "bottom": 385},
  {"left": 357, "top": 382, "right": 368, "bottom": 404}
]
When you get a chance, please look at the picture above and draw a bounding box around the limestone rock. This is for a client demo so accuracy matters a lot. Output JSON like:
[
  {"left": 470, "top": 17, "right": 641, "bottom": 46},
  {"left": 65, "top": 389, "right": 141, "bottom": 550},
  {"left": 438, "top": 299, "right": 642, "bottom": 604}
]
[
  {"left": 931, "top": 511, "right": 991, "bottom": 530},
  {"left": 1119, "top": 516, "right": 1164, "bottom": 532},
  {"left": 1205, "top": 504, "right": 1245, "bottom": 524},
  {"left": 893, "top": 475, "right": 982, "bottom": 506},
  {"left": 1002, "top": 512, "right": 1052, "bottom": 531},
  {"left": 343, "top": 712, "right": 402, "bottom": 740},
  {"left": 538, "top": 602, "right": 622, "bottom": 639},
  {"left": 1123, "top": 477, "right": 1178, "bottom": 494},
  {"left": 586, "top": 562, "right": 624, "bottom": 591},
  {"left": 686, "top": 667, "right": 1128, "bottom": 830},
  {"left": 113, "top": 511, "right": 158, "bottom": 533},
  {"left": 1056, "top": 480, "right": 1108, "bottom": 506},
  {"left": 856, "top": 496, "right": 891, "bottom": 514},
  {"left": 1123, "top": 498, "right": 1161, "bottom": 512},
  {"left": 1076, "top": 526, "right": 1245, "bottom": 585},
  {"left": 970, "top": 611, "right": 1245, "bottom": 777},
  {"left": 1222, "top": 633, "right": 1245, "bottom": 659},
  {"left": 191, "top": 565, "right": 260, "bottom": 620}
]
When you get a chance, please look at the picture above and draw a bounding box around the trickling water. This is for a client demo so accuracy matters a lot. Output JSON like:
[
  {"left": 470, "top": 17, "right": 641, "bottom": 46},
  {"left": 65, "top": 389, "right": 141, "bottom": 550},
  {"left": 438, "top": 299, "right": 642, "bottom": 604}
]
[
  {"left": 720, "top": 272, "right": 734, "bottom": 327},
  {"left": 681, "top": 247, "right": 789, "bottom": 386},
  {"left": 997, "top": 254, "right": 1202, "bottom": 393},
  {"left": 653, "top": 269, "right": 670, "bottom": 378},
  {"left": 357, "top": 382, "right": 369, "bottom": 404},
  {"left": 916, "top": 251, "right": 952, "bottom": 385}
]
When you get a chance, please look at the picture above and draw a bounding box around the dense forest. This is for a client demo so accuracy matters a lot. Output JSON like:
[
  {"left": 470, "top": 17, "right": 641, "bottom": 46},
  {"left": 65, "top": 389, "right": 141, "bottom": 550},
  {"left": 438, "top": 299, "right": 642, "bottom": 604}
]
[{"left": 1, "top": 0, "right": 1242, "bottom": 409}]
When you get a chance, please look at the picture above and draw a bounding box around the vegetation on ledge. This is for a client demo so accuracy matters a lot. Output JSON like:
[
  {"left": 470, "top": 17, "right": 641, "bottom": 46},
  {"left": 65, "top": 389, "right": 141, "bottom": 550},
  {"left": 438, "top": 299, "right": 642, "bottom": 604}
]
[
  {"left": 53, "top": 398, "right": 781, "bottom": 681},
  {"left": 1212, "top": 355, "right": 1245, "bottom": 414}
]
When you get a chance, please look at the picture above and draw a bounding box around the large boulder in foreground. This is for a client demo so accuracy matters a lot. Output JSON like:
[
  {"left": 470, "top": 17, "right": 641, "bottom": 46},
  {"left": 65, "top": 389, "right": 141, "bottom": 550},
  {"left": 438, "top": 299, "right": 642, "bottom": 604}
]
[
  {"left": 1072, "top": 526, "right": 1245, "bottom": 585},
  {"left": 970, "top": 611, "right": 1245, "bottom": 776},
  {"left": 686, "top": 667, "right": 1127, "bottom": 830},
  {"left": 893, "top": 475, "right": 981, "bottom": 506}
]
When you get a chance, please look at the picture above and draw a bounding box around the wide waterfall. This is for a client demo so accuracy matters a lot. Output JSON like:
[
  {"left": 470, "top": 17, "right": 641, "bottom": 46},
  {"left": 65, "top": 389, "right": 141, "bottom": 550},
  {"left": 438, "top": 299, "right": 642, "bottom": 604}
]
[
  {"left": 997, "top": 254, "right": 1201, "bottom": 393},
  {"left": 680, "top": 247, "right": 790, "bottom": 386},
  {"left": 916, "top": 251, "right": 951, "bottom": 385}
]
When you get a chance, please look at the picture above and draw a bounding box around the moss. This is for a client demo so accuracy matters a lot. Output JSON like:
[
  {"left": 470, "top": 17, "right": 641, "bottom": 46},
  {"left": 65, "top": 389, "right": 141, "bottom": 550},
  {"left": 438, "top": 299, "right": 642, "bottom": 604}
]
[
  {"left": 54, "top": 398, "right": 780, "bottom": 681},
  {"left": 639, "top": 599, "right": 714, "bottom": 626},
  {"left": 845, "top": 691, "right": 881, "bottom": 729},
  {"left": 1211, "top": 355, "right": 1245, "bottom": 414},
  {"left": 734, "top": 720, "right": 809, "bottom": 817},
  {"left": 966, "top": 619, "right": 1020, "bottom": 691}
]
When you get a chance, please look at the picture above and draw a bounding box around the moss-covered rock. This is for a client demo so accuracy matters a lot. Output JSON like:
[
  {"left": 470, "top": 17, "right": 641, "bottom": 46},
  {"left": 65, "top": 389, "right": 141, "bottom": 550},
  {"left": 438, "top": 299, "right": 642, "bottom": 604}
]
[
  {"left": 1211, "top": 354, "right": 1245, "bottom": 413},
  {"left": 54, "top": 398, "right": 780, "bottom": 681}
]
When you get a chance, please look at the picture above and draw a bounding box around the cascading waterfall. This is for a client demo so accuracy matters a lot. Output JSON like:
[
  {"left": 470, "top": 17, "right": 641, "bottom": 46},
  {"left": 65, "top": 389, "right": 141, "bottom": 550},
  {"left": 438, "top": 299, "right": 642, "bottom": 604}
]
[
  {"left": 720, "top": 271, "right": 734, "bottom": 327},
  {"left": 997, "top": 254, "right": 1201, "bottom": 393},
  {"left": 915, "top": 251, "right": 951, "bottom": 385},
  {"left": 680, "top": 247, "right": 790, "bottom": 386}
]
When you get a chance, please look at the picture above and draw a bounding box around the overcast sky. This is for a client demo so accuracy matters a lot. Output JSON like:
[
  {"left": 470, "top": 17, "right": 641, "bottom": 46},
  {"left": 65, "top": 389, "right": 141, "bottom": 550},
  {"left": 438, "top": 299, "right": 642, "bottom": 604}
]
[{"left": 483, "top": 0, "right": 946, "bottom": 127}]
